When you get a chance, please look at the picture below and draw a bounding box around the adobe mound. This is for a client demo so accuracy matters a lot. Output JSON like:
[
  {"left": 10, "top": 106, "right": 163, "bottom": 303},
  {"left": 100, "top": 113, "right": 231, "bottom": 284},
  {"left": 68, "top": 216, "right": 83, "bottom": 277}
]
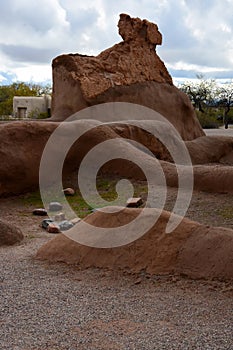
[
  {"left": 0, "top": 120, "right": 233, "bottom": 196},
  {"left": 0, "top": 121, "right": 58, "bottom": 196},
  {"left": 185, "top": 135, "right": 233, "bottom": 165},
  {"left": 0, "top": 219, "right": 23, "bottom": 246},
  {"left": 109, "top": 123, "right": 233, "bottom": 165},
  {"left": 36, "top": 207, "right": 233, "bottom": 280},
  {"left": 51, "top": 13, "right": 204, "bottom": 141}
]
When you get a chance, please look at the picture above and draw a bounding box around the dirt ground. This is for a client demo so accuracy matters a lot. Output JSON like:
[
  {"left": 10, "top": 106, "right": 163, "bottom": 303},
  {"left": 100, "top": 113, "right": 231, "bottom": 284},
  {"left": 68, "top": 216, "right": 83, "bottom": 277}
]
[
  {"left": 0, "top": 125, "right": 232, "bottom": 349},
  {"left": 0, "top": 186, "right": 233, "bottom": 350}
]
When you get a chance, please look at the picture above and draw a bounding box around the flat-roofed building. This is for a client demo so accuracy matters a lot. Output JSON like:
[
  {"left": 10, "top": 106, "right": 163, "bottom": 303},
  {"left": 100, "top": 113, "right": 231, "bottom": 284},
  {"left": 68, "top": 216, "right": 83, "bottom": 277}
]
[{"left": 13, "top": 95, "right": 51, "bottom": 119}]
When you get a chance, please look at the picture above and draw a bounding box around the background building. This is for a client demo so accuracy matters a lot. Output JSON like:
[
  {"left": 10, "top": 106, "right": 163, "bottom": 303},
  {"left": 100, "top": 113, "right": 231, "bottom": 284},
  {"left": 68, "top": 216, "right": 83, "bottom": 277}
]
[{"left": 13, "top": 95, "right": 51, "bottom": 119}]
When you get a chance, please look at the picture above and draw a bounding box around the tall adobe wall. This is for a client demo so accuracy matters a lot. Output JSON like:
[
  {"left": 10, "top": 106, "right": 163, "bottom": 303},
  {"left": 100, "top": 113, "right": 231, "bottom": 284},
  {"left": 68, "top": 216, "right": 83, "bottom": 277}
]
[{"left": 51, "top": 13, "right": 204, "bottom": 140}]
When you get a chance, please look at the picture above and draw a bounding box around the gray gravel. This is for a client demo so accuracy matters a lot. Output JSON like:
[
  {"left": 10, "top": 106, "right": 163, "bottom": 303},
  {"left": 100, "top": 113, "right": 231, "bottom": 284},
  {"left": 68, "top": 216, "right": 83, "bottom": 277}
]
[
  {"left": 204, "top": 127, "right": 233, "bottom": 137},
  {"left": 0, "top": 237, "right": 233, "bottom": 350}
]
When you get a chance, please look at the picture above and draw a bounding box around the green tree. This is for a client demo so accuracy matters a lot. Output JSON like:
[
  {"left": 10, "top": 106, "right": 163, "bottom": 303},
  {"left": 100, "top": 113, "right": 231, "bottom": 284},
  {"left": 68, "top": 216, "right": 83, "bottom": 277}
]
[{"left": 0, "top": 82, "right": 52, "bottom": 116}]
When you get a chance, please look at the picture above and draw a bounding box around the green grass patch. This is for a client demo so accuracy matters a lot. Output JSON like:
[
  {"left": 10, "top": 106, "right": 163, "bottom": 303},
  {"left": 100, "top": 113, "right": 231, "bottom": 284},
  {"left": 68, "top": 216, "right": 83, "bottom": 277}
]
[
  {"left": 217, "top": 206, "right": 233, "bottom": 220},
  {"left": 21, "top": 190, "right": 43, "bottom": 207},
  {"left": 65, "top": 193, "right": 93, "bottom": 218}
]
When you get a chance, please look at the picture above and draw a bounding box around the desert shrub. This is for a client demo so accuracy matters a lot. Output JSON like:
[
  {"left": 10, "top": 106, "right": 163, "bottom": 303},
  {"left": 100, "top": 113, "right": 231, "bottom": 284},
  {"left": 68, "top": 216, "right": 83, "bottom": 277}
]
[
  {"left": 36, "top": 112, "right": 50, "bottom": 119},
  {"left": 196, "top": 110, "right": 222, "bottom": 129}
]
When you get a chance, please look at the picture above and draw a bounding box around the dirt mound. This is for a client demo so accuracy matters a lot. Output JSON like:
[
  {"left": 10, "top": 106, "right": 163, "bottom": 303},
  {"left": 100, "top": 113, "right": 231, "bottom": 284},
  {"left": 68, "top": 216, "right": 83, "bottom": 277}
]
[
  {"left": 51, "top": 14, "right": 204, "bottom": 141},
  {"left": 0, "top": 219, "right": 23, "bottom": 246},
  {"left": 36, "top": 207, "right": 233, "bottom": 280}
]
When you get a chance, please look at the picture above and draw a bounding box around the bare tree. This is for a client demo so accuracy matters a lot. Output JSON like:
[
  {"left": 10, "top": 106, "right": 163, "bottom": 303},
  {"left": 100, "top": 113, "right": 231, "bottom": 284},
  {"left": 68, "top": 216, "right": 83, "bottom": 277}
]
[
  {"left": 216, "top": 82, "right": 233, "bottom": 128},
  {"left": 180, "top": 75, "right": 217, "bottom": 112}
]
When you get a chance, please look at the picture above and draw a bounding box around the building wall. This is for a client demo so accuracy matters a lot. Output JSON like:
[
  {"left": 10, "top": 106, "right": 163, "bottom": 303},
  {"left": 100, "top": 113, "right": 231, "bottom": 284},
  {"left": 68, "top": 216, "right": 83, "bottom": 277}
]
[{"left": 13, "top": 95, "right": 51, "bottom": 118}]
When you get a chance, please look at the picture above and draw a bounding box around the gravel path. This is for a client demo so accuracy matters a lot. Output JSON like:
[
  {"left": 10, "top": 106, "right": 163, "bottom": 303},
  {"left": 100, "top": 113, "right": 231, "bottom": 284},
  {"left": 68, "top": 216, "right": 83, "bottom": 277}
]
[
  {"left": 1, "top": 235, "right": 233, "bottom": 350},
  {"left": 204, "top": 127, "right": 233, "bottom": 136}
]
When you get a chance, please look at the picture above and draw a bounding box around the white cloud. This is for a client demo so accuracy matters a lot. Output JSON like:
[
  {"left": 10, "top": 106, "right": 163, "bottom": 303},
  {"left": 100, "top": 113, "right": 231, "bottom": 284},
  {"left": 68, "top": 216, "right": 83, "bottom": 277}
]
[
  {"left": 13, "top": 64, "right": 52, "bottom": 83},
  {"left": 0, "top": 0, "right": 233, "bottom": 84},
  {"left": 168, "top": 61, "right": 231, "bottom": 73},
  {"left": 0, "top": 74, "right": 7, "bottom": 83}
]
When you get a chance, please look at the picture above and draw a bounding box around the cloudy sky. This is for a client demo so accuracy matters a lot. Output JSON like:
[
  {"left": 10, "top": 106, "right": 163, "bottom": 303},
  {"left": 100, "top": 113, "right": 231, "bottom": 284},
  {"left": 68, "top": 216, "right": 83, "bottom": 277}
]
[{"left": 1, "top": 0, "right": 233, "bottom": 85}]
